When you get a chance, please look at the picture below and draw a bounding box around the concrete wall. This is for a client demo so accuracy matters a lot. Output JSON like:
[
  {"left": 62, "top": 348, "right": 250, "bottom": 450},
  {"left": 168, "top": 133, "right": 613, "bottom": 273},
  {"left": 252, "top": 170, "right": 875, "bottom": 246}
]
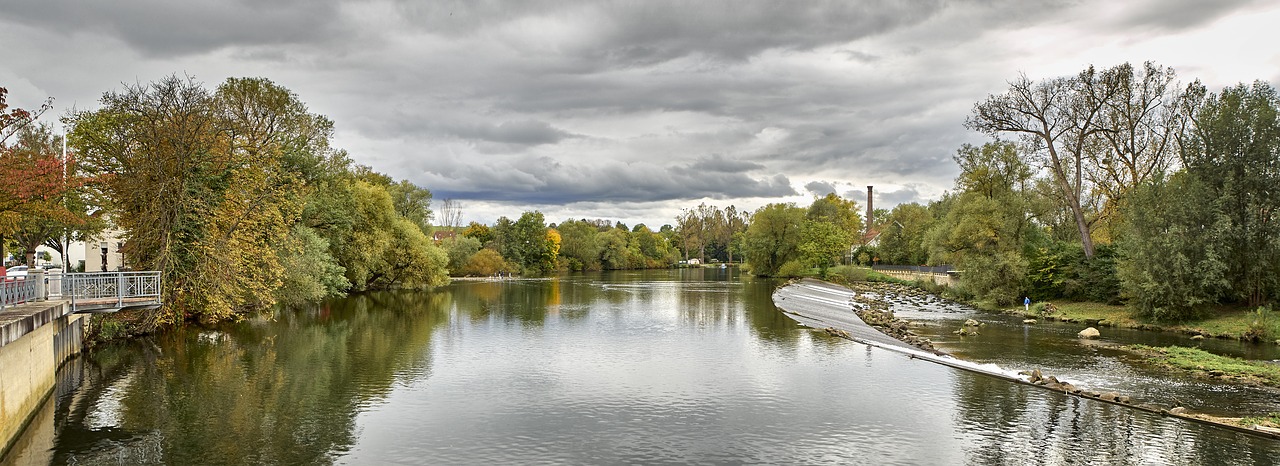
[
  {"left": 0, "top": 303, "right": 85, "bottom": 458},
  {"left": 878, "top": 270, "right": 958, "bottom": 288}
]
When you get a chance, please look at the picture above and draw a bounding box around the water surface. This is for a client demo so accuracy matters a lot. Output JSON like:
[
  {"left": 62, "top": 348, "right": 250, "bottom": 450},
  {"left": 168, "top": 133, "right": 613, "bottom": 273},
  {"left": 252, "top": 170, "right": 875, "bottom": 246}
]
[{"left": 5, "top": 270, "right": 1278, "bottom": 464}]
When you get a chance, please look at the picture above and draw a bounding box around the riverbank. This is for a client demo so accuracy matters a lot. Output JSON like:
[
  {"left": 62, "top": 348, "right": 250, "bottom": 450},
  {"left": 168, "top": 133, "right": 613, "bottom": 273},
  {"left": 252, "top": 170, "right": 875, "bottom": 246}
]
[{"left": 1004, "top": 301, "right": 1280, "bottom": 345}]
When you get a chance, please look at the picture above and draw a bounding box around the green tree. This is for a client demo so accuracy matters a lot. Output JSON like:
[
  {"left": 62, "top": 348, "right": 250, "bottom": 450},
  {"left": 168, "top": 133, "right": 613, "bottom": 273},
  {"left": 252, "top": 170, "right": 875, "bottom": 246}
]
[
  {"left": 798, "top": 220, "right": 851, "bottom": 278},
  {"left": 1116, "top": 172, "right": 1227, "bottom": 319},
  {"left": 556, "top": 219, "right": 603, "bottom": 271},
  {"left": 1178, "top": 80, "right": 1280, "bottom": 307},
  {"left": 876, "top": 203, "right": 931, "bottom": 265},
  {"left": 274, "top": 224, "right": 347, "bottom": 307},
  {"left": 742, "top": 203, "right": 806, "bottom": 276}
]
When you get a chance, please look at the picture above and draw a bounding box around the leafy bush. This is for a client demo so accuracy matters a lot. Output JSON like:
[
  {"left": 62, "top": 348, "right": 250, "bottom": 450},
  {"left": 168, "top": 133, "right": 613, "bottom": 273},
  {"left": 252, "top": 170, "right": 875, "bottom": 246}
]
[{"left": 775, "top": 260, "right": 810, "bottom": 278}]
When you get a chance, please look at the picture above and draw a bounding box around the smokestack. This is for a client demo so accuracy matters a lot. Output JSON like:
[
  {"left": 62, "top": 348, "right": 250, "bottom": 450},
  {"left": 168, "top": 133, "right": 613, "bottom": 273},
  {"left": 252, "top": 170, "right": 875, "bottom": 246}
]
[{"left": 866, "top": 185, "right": 873, "bottom": 233}]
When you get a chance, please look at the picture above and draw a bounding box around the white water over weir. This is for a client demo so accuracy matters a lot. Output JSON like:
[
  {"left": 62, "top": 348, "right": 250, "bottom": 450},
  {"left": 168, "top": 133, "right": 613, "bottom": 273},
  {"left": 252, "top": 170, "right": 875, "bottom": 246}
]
[{"left": 771, "top": 278, "right": 1280, "bottom": 441}]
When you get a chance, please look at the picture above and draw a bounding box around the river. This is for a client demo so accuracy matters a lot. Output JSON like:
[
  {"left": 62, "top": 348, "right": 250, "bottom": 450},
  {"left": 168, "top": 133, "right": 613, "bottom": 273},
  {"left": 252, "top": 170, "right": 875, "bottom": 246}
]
[{"left": 4, "top": 269, "right": 1278, "bottom": 464}]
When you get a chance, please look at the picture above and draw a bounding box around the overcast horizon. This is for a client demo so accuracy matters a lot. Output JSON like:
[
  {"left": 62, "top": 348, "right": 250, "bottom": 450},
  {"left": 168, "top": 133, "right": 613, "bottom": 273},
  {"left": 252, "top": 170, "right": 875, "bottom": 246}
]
[{"left": 3, "top": 0, "right": 1278, "bottom": 228}]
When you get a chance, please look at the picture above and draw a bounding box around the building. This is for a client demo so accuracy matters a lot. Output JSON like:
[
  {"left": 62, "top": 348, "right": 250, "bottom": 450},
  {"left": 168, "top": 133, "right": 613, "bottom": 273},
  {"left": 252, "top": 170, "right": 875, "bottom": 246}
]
[{"left": 83, "top": 228, "right": 126, "bottom": 272}]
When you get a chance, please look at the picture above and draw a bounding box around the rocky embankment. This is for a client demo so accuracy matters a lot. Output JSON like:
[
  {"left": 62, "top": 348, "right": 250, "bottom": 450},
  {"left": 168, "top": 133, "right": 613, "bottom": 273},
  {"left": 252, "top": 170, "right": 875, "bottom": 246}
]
[{"left": 845, "top": 282, "right": 941, "bottom": 354}]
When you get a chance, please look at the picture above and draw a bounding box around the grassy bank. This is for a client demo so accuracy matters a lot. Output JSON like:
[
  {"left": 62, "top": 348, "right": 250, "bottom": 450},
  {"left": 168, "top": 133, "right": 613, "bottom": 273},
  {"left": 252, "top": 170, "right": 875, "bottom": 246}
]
[
  {"left": 1011, "top": 301, "right": 1280, "bottom": 344},
  {"left": 1127, "top": 345, "right": 1280, "bottom": 387}
]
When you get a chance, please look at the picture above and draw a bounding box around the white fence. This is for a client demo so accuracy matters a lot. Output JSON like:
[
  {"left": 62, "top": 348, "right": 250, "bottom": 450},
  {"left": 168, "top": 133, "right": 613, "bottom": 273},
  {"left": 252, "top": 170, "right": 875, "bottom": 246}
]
[{"left": 0, "top": 271, "right": 162, "bottom": 312}]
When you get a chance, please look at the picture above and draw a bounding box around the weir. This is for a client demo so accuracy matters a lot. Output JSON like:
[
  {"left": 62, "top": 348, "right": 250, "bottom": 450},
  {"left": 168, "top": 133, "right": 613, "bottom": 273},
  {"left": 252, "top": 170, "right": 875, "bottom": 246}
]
[{"left": 771, "top": 278, "right": 1280, "bottom": 441}]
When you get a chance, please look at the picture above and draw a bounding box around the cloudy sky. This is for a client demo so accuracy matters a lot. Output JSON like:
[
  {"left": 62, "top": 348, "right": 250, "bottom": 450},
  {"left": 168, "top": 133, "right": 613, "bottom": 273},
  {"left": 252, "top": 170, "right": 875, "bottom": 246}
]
[{"left": 2, "top": 0, "right": 1278, "bottom": 227}]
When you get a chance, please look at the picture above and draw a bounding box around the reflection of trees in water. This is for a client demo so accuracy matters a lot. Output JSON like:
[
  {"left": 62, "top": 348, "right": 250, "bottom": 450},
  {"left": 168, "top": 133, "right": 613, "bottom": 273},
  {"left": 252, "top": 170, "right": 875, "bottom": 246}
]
[
  {"left": 47, "top": 291, "right": 451, "bottom": 465},
  {"left": 950, "top": 372, "right": 1278, "bottom": 464},
  {"left": 450, "top": 279, "right": 600, "bottom": 325},
  {"left": 740, "top": 277, "right": 800, "bottom": 345}
]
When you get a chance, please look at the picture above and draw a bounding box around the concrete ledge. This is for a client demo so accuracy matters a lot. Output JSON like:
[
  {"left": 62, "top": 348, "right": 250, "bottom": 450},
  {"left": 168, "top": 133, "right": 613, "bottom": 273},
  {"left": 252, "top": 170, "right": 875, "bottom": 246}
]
[{"left": 0, "top": 301, "right": 71, "bottom": 349}]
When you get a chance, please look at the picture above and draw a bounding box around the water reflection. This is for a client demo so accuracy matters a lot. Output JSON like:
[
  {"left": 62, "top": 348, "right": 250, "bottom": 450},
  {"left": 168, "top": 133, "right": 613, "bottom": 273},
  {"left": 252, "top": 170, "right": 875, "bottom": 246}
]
[{"left": 5, "top": 272, "right": 1279, "bottom": 465}]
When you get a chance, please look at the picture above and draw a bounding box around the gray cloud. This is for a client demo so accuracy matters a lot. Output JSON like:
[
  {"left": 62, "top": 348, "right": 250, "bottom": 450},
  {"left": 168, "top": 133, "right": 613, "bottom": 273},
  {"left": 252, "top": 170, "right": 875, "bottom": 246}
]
[
  {"left": 0, "top": 0, "right": 348, "bottom": 57},
  {"left": 1, "top": 0, "right": 1272, "bottom": 225},
  {"left": 805, "top": 181, "right": 837, "bottom": 196}
]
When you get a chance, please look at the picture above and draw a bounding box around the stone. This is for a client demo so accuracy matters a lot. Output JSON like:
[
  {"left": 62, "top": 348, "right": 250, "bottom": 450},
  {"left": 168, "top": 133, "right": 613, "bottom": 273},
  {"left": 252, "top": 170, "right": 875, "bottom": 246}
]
[
  {"left": 1023, "top": 319, "right": 1037, "bottom": 325},
  {"left": 1169, "top": 407, "right": 1187, "bottom": 415},
  {"left": 1099, "top": 392, "right": 1118, "bottom": 402},
  {"left": 1078, "top": 327, "right": 1101, "bottom": 339},
  {"left": 1117, "top": 396, "right": 1131, "bottom": 404},
  {"left": 1028, "top": 369, "right": 1043, "bottom": 383},
  {"left": 964, "top": 319, "right": 980, "bottom": 327},
  {"left": 1191, "top": 335, "right": 1205, "bottom": 341}
]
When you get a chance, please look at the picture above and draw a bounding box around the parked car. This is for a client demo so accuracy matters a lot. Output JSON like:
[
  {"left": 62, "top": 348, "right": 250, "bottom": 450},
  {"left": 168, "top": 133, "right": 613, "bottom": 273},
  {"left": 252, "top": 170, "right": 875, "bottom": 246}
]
[{"left": 5, "top": 265, "right": 29, "bottom": 277}]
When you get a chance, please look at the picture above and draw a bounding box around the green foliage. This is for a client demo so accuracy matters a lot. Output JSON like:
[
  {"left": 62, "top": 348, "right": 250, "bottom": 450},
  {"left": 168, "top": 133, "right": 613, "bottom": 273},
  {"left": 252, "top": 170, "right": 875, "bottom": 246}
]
[
  {"left": 742, "top": 203, "right": 806, "bottom": 276},
  {"left": 876, "top": 203, "right": 931, "bottom": 265},
  {"left": 775, "top": 259, "right": 810, "bottom": 278},
  {"left": 556, "top": 219, "right": 604, "bottom": 271},
  {"left": 1116, "top": 172, "right": 1227, "bottom": 320},
  {"left": 1179, "top": 80, "right": 1280, "bottom": 307},
  {"left": 1025, "top": 241, "right": 1120, "bottom": 303},
  {"left": 1245, "top": 306, "right": 1274, "bottom": 342},
  {"left": 443, "top": 235, "right": 483, "bottom": 273},
  {"left": 798, "top": 220, "right": 851, "bottom": 278},
  {"left": 275, "top": 225, "right": 347, "bottom": 307},
  {"left": 806, "top": 193, "right": 863, "bottom": 235},
  {"left": 462, "top": 221, "right": 493, "bottom": 245}
]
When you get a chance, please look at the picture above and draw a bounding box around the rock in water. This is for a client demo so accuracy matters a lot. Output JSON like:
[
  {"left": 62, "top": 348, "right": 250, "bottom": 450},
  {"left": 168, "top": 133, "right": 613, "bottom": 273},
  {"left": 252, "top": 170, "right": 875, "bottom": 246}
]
[
  {"left": 1023, "top": 319, "right": 1037, "bottom": 325},
  {"left": 1078, "top": 327, "right": 1101, "bottom": 339},
  {"left": 963, "top": 319, "right": 980, "bottom": 327}
]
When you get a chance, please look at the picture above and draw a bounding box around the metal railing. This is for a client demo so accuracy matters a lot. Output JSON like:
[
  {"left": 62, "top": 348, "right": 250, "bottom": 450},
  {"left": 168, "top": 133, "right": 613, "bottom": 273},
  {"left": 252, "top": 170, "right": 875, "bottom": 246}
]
[
  {"left": 59, "top": 271, "right": 162, "bottom": 311},
  {"left": 0, "top": 277, "right": 39, "bottom": 309},
  {"left": 872, "top": 265, "right": 956, "bottom": 275},
  {"left": 0, "top": 271, "right": 162, "bottom": 312}
]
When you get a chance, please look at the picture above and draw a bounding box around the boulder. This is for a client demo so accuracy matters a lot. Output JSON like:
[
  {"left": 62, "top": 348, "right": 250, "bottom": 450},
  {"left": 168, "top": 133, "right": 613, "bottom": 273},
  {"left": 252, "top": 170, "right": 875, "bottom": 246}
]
[
  {"left": 1099, "top": 392, "right": 1118, "bottom": 402},
  {"left": 1078, "top": 327, "right": 1101, "bottom": 339},
  {"left": 1169, "top": 407, "right": 1187, "bottom": 415},
  {"left": 1191, "top": 335, "right": 1205, "bottom": 341},
  {"left": 964, "top": 319, "right": 980, "bottom": 327},
  {"left": 1023, "top": 319, "right": 1037, "bottom": 325}
]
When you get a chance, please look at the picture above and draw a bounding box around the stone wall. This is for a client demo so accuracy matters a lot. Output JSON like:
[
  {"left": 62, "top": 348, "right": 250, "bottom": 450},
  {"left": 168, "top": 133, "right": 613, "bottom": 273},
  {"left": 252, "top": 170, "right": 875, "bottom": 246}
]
[{"left": 0, "top": 302, "right": 85, "bottom": 458}]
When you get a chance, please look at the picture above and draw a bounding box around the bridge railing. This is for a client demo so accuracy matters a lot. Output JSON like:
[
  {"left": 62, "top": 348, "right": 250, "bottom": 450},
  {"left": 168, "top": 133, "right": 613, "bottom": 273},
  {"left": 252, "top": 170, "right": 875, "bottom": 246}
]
[
  {"left": 58, "top": 272, "right": 162, "bottom": 311},
  {"left": 0, "top": 277, "right": 39, "bottom": 310}
]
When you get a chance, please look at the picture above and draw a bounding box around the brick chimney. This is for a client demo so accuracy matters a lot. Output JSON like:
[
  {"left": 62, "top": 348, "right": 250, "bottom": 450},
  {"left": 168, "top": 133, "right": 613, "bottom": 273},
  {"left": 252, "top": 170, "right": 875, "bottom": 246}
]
[{"left": 866, "top": 185, "right": 873, "bottom": 233}]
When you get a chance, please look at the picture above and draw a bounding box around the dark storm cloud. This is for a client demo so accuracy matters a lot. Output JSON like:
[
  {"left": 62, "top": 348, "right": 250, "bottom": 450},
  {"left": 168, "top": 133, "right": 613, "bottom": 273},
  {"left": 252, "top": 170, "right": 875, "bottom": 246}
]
[
  {"left": 0, "top": 0, "right": 347, "bottom": 57},
  {"left": 430, "top": 157, "right": 795, "bottom": 204}
]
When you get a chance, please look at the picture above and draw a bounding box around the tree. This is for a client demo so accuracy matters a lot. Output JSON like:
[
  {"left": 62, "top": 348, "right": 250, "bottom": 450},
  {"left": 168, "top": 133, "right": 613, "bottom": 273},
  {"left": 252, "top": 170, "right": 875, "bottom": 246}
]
[
  {"left": 0, "top": 86, "right": 51, "bottom": 145},
  {"left": 798, "top": 220, "right": 851, "bottom": 278},
  {"left": 70, "top": 75, "right": 345, "bottom": 325},
  {"left": 924, "top": 141, "right": 1037, "bottom": 305},
  {"left": 1177, "top": 80, "right": 1280, "bottom": 307},
  {"left": 3, "top": 124, "right": 94, "bottom": 267},
  {"left": 438, "top": 198, "right": 464, "bottom": 231},
  {"left": 1116, "top": 172, "right": 1227, "bottom": 319},
  {"left": 967, "top": 65, "right": 1128, "bottom": 259},
  {"left": 556, "top": 219, "right": 603, "bottom": 271},
  {"left": 876, "top": 203, "right": 931, "bottom": 265},
  {"left": 462, "top": 221, "right": 493, "bottom": 245},
  {"left": 742, "top": 203, "right": 806, "bottom": 276}
]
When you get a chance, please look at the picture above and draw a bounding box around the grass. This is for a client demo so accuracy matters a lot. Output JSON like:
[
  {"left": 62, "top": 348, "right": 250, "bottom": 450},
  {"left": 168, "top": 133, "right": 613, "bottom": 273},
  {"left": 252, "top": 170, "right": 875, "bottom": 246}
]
[
  {"left": 1130, "top": 345, "right": 1280, "bottom": 387},
  {"left": 1012, "top": 300, "right": 1280, "bottom": 342},
  {"left": 1239, "top": 412, "right": 1280, "bottom": 428}
]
